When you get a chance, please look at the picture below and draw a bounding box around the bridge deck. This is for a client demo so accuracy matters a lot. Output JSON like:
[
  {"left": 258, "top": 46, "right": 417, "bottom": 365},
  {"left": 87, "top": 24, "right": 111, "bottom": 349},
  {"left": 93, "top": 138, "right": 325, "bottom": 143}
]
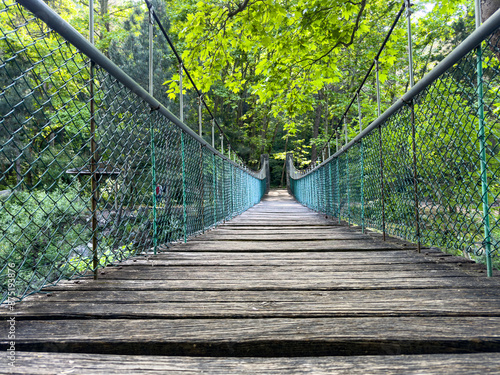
[{"left": 2, "top": 190, "right": 500, "bottom": 374}]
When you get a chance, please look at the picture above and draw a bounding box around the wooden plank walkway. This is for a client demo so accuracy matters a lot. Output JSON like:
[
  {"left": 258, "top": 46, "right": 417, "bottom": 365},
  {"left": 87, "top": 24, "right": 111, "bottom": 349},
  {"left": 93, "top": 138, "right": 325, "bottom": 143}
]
[{"left": 2, "top": 189, "right": 500, "bottom": 374}]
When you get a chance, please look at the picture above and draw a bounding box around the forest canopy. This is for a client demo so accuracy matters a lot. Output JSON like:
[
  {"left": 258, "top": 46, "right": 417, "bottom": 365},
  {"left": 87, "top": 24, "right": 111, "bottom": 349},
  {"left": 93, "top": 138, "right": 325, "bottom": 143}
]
[
  {"left": 161, "top": 0, "right": 473, "bottom": 173},
  {"left": 0, "top": 0, "right": 484, "bottom": 186}
]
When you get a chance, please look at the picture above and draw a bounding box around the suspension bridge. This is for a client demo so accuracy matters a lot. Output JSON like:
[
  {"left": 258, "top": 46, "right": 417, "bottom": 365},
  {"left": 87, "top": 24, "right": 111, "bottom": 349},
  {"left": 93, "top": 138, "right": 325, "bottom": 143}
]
[{"left": 1, "top": 0, "right": 500, "bottom": 373}]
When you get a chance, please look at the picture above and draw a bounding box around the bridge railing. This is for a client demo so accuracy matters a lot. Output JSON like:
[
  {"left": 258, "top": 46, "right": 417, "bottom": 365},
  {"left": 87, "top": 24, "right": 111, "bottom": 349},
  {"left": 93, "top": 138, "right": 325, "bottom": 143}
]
[
  {"left": 0, "top": 0, "right": 267, "bottom": 303},
  {"left": 288, "top": 9, "right": 500, "bottom": 276}
]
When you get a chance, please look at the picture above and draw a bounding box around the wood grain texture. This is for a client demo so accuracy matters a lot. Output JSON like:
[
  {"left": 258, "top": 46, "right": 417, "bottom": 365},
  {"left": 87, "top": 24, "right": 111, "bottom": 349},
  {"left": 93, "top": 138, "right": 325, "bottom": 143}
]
[
  {"left": 4, "top": 352, "right": 500, "bottom": 375},
  {"left": 2, "top": 189, "right": 500, "bottom": 372},
  {"left": 3, "top": 317, "right": 500, "bottom": 356}
]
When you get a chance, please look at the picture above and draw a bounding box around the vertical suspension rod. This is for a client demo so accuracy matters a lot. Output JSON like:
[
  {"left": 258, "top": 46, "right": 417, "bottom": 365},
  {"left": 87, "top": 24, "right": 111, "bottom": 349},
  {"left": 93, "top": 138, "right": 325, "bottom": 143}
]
[
  {"left": 148, "top": 5, "right": 157, "bottom": 254},
  {"left": 181, "top": 131, "right": 187, "bottom": 243},
  {"left": 475, "top": 0, "right": 493, "bottom": 276},
  {"left": 358, "top": 93, "right": 365, "bottom": 233},
  {"left": 89, "top": 1, "right": 98, "bottom": 279},
  {"left": 405, "top": 0, "right": 415, "bottom": 88}
]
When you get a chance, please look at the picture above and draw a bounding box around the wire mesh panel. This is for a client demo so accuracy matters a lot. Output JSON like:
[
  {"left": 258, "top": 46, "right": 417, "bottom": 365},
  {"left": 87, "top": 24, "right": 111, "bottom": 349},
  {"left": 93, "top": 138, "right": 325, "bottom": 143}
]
[
  {"left": 362, "top": 130, "right": 384, "bottom": 231},
  {"left": 381, "top": 106, "right": 416, "bottom": 241},
  {"left": 288, "top": 17, "right": 500, "bottom": 274},
  {"left": 0, "top": 1, "right": 267, "bottom": 303}
]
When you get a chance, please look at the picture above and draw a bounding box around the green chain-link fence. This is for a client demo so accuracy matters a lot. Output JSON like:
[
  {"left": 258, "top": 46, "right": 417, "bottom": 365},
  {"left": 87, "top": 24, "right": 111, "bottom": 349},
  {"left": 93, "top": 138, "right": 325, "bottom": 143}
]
[
  {"left": 0, "top": 0, "right": 267, "bottom": 303},
  {"left": 288, "top": 11, "right": 500, "bottom": 276}
]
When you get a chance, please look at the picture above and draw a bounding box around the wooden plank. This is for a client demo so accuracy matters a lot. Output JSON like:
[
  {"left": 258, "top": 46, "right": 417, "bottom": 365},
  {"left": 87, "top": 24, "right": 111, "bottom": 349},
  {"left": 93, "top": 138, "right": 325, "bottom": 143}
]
[
  {"left": 221, "top": 222, "right": 337, "bottom": 227},
  {"left": 116, "top": 251, "right": 479, "bottom": 266},
  {"left": 5, "top": 352, "right": 500, "bottom": 374},
  {"left": 91, "top": 269, "right": 469, "bottom": 280},
  {"left": 210, "top": 228, "right": 355, "bottom": 234},
  {"left": 114, "top": 258, "right": 469, "bottom": 266},
  {"left": 19, "top": 288, "right": 500, "bottom": 304},
  {"left": 142, "top": 250, "right": 452, "bottom": 261},
  {"left": 188, "top": 233, "right": 372, "bottom": 241},
  {"left": 40, "top": 277, "right": 500, "bottom": 292},
  {"left": 152, "top": 250, "right": 416, "bottom": 258},
  {"left": 3, "top": 317, "right": 500, "bottom": 356},
  {"left": 169, "top": 240, "right": 404, "bottom": 251},
  {"left": 6, "top": 297, "right": 500, "bottom": 319},
  {"left": 99, "top": 264, "right": 460, "bottom": 272}
]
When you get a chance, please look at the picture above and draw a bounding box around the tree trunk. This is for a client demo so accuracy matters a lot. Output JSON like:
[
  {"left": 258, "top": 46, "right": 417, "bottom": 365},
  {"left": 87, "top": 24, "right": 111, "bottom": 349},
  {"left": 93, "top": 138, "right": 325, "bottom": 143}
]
[
  {"left": 100, "top": 0, "right": 110, "bottom": 33},
  {"left": 482, "top": 0, "right": 500, "bottom": 60},
  {"left": 482, "top": 0, "right": 500, "bottom": 19},
  {"left": 310, "top": 95, "right": 322, "bottom": 165}
]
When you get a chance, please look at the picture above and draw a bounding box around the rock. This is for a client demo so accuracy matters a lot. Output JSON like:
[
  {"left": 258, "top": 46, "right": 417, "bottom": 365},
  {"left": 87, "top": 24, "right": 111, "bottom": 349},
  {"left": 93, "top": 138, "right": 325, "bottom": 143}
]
[
  {"left": 68, "top": 244, "right": 93, "bottom": 260},
  {"left": 0, "top": 190, "right": 11, "bottom": 199}
]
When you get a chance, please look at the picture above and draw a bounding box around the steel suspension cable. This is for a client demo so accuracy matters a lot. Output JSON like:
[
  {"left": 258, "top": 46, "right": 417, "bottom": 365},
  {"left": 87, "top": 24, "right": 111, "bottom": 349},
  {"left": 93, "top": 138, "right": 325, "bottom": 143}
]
[
  {"left": 144, "top": 0, "right": 244, "bottom": 163},
  {"left": 319, "top": 1, "right": 406, "bottom": 156}
]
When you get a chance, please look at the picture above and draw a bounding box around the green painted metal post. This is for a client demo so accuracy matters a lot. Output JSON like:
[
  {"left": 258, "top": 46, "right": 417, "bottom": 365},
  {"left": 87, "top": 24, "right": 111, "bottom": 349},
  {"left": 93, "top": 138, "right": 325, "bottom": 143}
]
[
  {"left": 360, "top": 141, "right": 365, "bottom": 234},
  {"left": 358, "top": 93, "right": 365, "bottom": 233},
  {"left": 213, "top": 153, "right": 217, "bottom": 225},
  {"left": 336, "top": 133, "right": 340, "bottom": 223},
  {"left": 378, "top": 126, "right": 386, "bottom": 241},
  {"left": 475, "top": 6, "right": 493, "bottom": 276},
  {"left": 150, "top": 115, "right": 157, "bottom": 254},
  {"left": 90, "top": 60, "right": 99, "bottom": 280},
  {"left": 410, "top": 100, "right": 421, "bottom": 253},
  {"left": 329, "top": 162, "right": 334, "bottom": 217},
  {"left": 230, "top": 165, "right": 234, "bottom": 218},
  {"left": 221, "top": 159, "right": 225, "bottom": 222},
  {"left": 181, "top": 131, "right": 187, "bottom": 243},
  {"left": 316, "top": 172, "right": 320, "bottom": 211},
  {"left": 347, "top": 151, "right": 350, "bottom": 227},
  {"left": 199, "top": 144, "right": 205, "bottom": 233}
]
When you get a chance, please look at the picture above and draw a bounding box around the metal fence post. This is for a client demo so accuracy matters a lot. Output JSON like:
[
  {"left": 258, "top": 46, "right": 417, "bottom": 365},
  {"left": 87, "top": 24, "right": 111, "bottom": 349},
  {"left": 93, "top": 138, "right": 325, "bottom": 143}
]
[
  {"left": 379, "top": 125, "right": 386, "bottom": 241},
  {"left": 90, "top": 61, "right": 99, "bottom": 280},
  {"left": 410, "top": 100, "right": 421, "bottom": 252},
  {"left": 336, "top": 132, "right": 341, "bottom": 223},
  {"left": 406, "top": 0, "right": 420, "bottom": 252},
  {"left": 213, "top": 153, "right": 217, "bottom": 224},
  {"left": 89, "top": 3, "right": 98, "bottom": 278},
  {"left": 376, "top": 58, "right": 386, "bottom": 240},
  {"left": 148, "top": 5, "right": 157, "bottom": 254},
  {"left": 475, "top": 0, "right": 493, "bottom": 276},
  {"left": 230, "top": 164, "right": 234, "bottom": 218},
  {"left": 346, "top": 150, "right": 350, "bottom": 227},
  {"left": 199, "top": 144, "right": 205, "bottom": 233},
  {"left": 181, "top": 131, "right": 187, "bottom": 242},
  {"left": 328, "top": 162, "right": 333, "bottom": 217},
  {"left": 221, "top": 158, "right": 225, "bottom": 222},
  {"left": 344, "top": 117, "right": 350, "bottom": 227},
  {"left": 358, "top": 93, "right": 365, "bottom": 233},
  {"left": 150, "top": 115, "right": 157, "bottom": 254}
]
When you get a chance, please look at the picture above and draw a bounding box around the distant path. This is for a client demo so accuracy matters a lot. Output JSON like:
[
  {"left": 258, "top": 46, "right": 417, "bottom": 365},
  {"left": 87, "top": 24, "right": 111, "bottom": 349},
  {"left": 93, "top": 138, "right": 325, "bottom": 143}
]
[{"left": 2, "top": 189, "right": 500, "bottom": 374}]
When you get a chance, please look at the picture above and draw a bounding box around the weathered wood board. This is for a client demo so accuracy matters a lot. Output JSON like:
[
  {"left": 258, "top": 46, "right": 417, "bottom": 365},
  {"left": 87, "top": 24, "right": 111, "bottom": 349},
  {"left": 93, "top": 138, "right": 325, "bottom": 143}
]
[
  {"left": 2, "top": 189, "right": 500, "bottom": 373},
  {"left": 4, "top": 351, "right": 500, "bottom": 375}
]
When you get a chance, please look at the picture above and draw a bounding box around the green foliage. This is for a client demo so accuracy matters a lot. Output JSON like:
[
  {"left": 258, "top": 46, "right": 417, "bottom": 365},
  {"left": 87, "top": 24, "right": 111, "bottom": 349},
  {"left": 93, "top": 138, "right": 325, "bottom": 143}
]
[{"left": 0, "top": 185, "right": 91, "bottom": 294}]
